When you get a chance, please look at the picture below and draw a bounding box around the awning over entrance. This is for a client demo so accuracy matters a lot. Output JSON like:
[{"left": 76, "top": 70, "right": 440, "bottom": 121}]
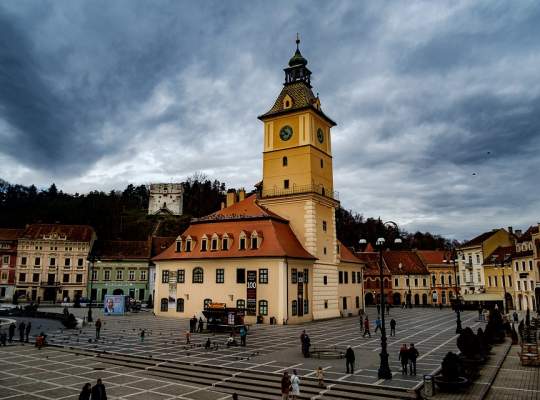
[{"left": 461, "top": 293, "right": 503, "bottom": 302}]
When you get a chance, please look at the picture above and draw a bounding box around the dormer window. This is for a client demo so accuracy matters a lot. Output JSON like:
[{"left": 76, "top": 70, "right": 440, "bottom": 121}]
[
  {"left": 176, "top": 240, "right": 182, "bottom": 252},
  {"left": 283, "top": 94, "right": 293, "bottom": 109},
  {"left": 222, "top": 236, "right": 229, "bottom": 251},
  {"left": 239, "top": 232, "right": 247, "bottom": 250},
  {"left": 185, "top": 240, "right": 192, "bottom": 252},
  {"left": 211, "top": 238, "right": 218, "bottom": 251},
  {"left": 201, "top": 238, "right": 208, "bottom": 252},
  {"left": 251, "top": 236, "right": 258, "bottom": 249}
]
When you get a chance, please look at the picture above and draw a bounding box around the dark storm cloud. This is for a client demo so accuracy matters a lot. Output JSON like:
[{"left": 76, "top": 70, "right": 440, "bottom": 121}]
[{"left": 1, "top": 1, "right": 539, "bottom": 239}]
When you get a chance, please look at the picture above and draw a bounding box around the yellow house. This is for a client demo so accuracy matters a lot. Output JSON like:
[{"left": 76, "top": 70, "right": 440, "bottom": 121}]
[
  {"left": 153, "top": 38, "right": 364, "bottom": 324},
  {"left": 512, "top": 226, "right": 537, "bottom": 311},
  {"left": 482, "top": 245, "right": 515, "bottom": 311}
]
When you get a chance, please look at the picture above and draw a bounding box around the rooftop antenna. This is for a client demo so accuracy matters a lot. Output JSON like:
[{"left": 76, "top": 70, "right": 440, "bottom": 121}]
[{"left": 296, "top": 32, "right": 300, "bottom": 50}]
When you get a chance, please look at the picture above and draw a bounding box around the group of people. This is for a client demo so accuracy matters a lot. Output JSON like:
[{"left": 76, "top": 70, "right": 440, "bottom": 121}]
[
  {"left": 398, "top": 343, "right": 420, "bottom": 375},
  {"left": 280, "top": 370, "right": 301, "bottom": 399},
  {"left": 5, "top": 321, "right": 32, "bottom": 343},
  {"left": 189, "top": 316, "right": 205, "bottom": 333},
  {"left": 359, "top": 314, "right": 398, "bottom": 337},
  {"left": 78, "top": 378, "right": 107, "bottom": 400}
]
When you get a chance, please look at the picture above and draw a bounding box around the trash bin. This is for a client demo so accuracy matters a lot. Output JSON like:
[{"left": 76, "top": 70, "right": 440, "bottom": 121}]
[{"left": 423, "top": 374, "right": 434, "bottom": 397}]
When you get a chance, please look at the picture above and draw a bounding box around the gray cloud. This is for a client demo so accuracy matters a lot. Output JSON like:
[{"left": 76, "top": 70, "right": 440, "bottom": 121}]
[{"left": 0, "top": 0, "right": 539, "bottom": 240}]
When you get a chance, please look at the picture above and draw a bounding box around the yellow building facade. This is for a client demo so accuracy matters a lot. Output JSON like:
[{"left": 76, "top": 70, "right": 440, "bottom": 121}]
[{"left": 153, "top": 39, "right": 364, "bottom": 324}]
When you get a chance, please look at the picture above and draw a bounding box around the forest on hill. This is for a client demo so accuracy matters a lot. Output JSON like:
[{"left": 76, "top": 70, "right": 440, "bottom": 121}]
[{"left": 0, "top": 176, "right": 452, "bottom": 249}]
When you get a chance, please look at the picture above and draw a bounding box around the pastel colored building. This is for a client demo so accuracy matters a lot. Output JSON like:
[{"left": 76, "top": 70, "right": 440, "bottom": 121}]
[
  {"left": 417, "top": 250, "right": 460, "bottom": 306},
  {"left": 153, "top": 39, "right": 364, "bottom": 324},
  {"left": 0, "top": 228, "right": 24, "bottom": 301}
]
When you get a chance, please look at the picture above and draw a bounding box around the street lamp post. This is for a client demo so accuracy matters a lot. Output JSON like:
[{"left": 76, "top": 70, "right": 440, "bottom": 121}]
[
  {"left": 359, "top": 221, "right": 401, "bottom": 381},
  {"left": 445, "top": 248, "right": 462, "bottom": 333},
  {"left": 492, "top": 253, "right": 510, "bottom": 314},
  {"left": 87, "top": 254, "right": 98, "bottom": 323}
]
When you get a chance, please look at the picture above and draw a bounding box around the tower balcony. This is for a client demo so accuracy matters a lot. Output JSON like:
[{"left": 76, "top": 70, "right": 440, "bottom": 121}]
[{"left": 261, "top": 183, "right": 339, "bottom": 200}]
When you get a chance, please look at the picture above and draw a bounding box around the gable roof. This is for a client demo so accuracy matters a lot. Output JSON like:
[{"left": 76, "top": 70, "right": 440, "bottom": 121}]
[
  {"left": 416, "top": 250, "right": 448, "bottom": 266},
  {"left": 483, "top": 246, "right": 515, "bottom": 266},
  {"left": 0, "top": 228, "right": 24, "bottom": 241},
  {"left": 516, "top": 226, "right": 538, "bottom": 243},
  {"left": 382, "top": 251, "right": 429, "bottom": 275},
  {"left": 96, "top": 240, "right": 151, "bottom": 260},
  {"left": 20, "top": 224, "right": 95, "bottom": 242},
  {"left": 460, "top": 230, "right": 499, "bottom": 248},
  {"left": 195, "top": 195, "right": 287, "bottom": 223},
  {"left": 354, "top": 252, "right": 391, "bottom": 276}
]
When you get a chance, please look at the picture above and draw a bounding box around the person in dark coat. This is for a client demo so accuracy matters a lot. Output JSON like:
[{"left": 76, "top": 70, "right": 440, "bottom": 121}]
[
  {"left": 398, "top": 344, "right": 409, "bottom": 374},
  {"left": 91, "top": 378, "right": 107, "bottom": 400},
  {"left": 198, "top": 317, "right": 204, "bottom": 333},
  {"left": 79, "top": 383, "right": 92, "bottom": 400},
  {"left": 376, "top": 303, "right": 381, "bottom": 314},
  {"left": 95, "top": 319, "right": 102, "bottom": 339},
  {"left": 302, "top": 334, "right": 311, "bottom": 357},
  {"left": 280, "top": 371, "right": 291, "bottom": 399},
  {"left": 386, "top": 303, "right": 390, "bottom": 316},
  {"left": 363, "top": 317, "right": 371, "bottom": 337},
  {"left": 408, "top": 343, "right": 419, "bottom": 375},
  {"left": 8, "top": 322, "right": 15, "bottom": 342},
  {"left": 18, "top": 321, "right": 25, "bottom": 342},
  {"left": 25, "top": 321, "right": 32, "bottom": 342},
  {"left": 390, "top": 319, "right": 396, "bottom": 336},
  {"left": 345, "top": 346, "right": 355, "bottom": 374}
]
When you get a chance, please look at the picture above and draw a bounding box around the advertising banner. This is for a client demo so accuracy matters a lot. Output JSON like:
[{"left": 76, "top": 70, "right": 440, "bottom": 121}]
[
  {"left": 247, "top": 270, "right": 257, "bottom": 316},
  {"left": 103, "top": 295, "right": 125, "bottom": 315}
]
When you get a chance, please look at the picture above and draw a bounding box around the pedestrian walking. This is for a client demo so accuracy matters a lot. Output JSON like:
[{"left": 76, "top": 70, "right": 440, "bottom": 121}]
[
  {"left": 300, "top": 330, "right": 306, "bottom": 354},
  {"left": 439, "top": 303, "right": 443, "bottom": 311},
  {"left": 189, "top": 316, "right": 196, "bottom": 333},
  {"left": 205, "top": 338, "right": 211, "bottom": 349},
  {"left": 386, "top": 303, "right": 390, "bottom": 316},
  {"left": 140, "top": 329, "right": 145, "bottom": 342},
  {"left": 374, "top": 317, "right": 382, "bottom": 333},
  {"left": 408, "top": 343, "right": 419, "bottom": 375},
  {"left": 18, "top": 321, "right": 25, "bottom": 342},
  {"left": 280, "top": 371, "right": 291, "bottom": 399},
  {"left": 402, "top": 302, "right": 406, "bottom": 309},
  {"left": 359, "top": 314, "right": 364, "bottom": 333},
  {"left": 25, "top": 321, "right": 31, "bottom": 343},
  {"left": 376, "top": 303, "right": 381, "bottom": 315},
  {"left": 8, "top": 322, "right": 15, "bottom": 342},
  {"left": 345, "top": 346, "right": 355, "bottom": 374},
  {"left": 239, "top": 326, "right": 247, "bottom": 346},
  {"left": 390, "top": 319, "right": 396, "bottom": 336},
  {"left": 363, "top": 317, "right": 371, "bottom": 337},
  {"left": 290, "top": 370, "right": 300, "bottom": 400},
  {"left": 185, "top": 330, "right": 191, "bottom": 344},
  {"left": 302, "top": 334, "right": 311, "bottom": 357},
  {"left": 315, "top": 366, "right": 325, "bottom": 388},
  {"left": 513, "top": 311, "right": 519, "bottom": 323},
  {"left": 198, "top": 317, "right": 204, "bottom": 333},
  {"left": 399, "top": 344, "right": 409, "bottom": 374},
  {"left": 79, "top": 383, "right": 92, "bottom": 400},
  {"left": 95, "top": 318, "right": 102, "bottom": 339}
]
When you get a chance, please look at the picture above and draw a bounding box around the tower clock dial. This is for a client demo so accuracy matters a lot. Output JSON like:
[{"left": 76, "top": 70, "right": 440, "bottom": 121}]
[
  {"left": 280, "top": 125, "right": 293, "bottom": 141},
  {"left": 317, "top": 128, "right": 324, "bottom": 143}
]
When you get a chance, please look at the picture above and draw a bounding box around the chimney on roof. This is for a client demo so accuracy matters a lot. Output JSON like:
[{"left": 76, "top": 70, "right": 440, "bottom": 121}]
[
  {"left": 515, "top": 229, "right": 522, "bottom": 237},
  {"left": 226, "top": 189, "right": 237, "bottom": 208},
  {"left": 508, "top": 226, "right": 513, "bottom": 234},
  {"left": 238, "top": 188, "right": 246, "bottom": 202}
]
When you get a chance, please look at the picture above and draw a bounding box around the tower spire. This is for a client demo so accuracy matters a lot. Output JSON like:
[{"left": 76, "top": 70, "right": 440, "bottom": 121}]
[
  {"left": 296, "top": 33, "right": 300, "bottom": 50},
  {"left": 285, "top": 34, "right": 311, "bottom": 87}
]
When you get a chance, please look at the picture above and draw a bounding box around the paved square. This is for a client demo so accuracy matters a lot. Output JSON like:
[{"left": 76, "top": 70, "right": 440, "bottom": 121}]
[{"left": 1, "top": 307, "right": 487, "bottom": 398}]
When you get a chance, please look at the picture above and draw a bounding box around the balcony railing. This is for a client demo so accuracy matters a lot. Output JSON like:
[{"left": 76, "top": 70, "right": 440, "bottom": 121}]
[
  {"left": 465, "top": 262, "right": 473, "bottom": 269},
  {"left": 41, "top": 281, "right": 61, "bottom": 287},
  {"left": 261, "top": 183, "right": 339, "bottom": 200}
]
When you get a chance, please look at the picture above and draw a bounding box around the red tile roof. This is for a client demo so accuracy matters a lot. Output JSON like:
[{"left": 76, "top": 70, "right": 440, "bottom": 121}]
[
  {"left": 354, "top": 252, "right": 391, "bottom": 276},
  {"left": 416, "top": 250, "right": 448, "bottom": 266},
  {"left": 483, "top": 246, "right": 515, "bottom": 265},
  {"left": 154, "top": 196, "right": 314, "bottom": 261},
  {"left": 339, "top": 242, "right": 361, "bottom": 264},
  {"left": 151, "top": 236, "right": 176, "bottom": 258},
  {"left": 382, "top": 251, "right": 429, "bottom": 275},
  {"left": 97, "top": 240, "right": 151, "bottom": 260},
  {"left": 20, "top": 224, "right": 95, "bottom": 242},
  {"left": 0, "top": 228, "right": 24, "bottom": 241}
]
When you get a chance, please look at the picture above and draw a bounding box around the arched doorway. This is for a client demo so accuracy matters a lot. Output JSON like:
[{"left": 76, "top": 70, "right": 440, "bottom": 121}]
[
  {"left": 113, "top": 289, "right": 124, "bottom": 295},
  {"left": 365, "top": 292, "right": 374, "bottom": 306},
  {"left": 422, "top": 294, "right": 428, "bottom": 305},
  {"left": 414, "top": 294, "right": 420, "bottom": 305},
  {"left": 393, "top": 292, "right": 401, "bottom": 305}
]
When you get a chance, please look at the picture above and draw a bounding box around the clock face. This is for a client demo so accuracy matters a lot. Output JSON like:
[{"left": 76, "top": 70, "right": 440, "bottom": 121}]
[
  {"left": 317, "top": 128, "right": 324, "bottom": 143},
  {"left": 280, "top": 125, "right": 293, "bottom": 141}
]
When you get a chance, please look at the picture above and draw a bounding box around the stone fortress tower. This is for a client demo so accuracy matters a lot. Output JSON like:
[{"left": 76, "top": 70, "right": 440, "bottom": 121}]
[{"left": 148, "top": 183, "right": 184, "bottom": 215}]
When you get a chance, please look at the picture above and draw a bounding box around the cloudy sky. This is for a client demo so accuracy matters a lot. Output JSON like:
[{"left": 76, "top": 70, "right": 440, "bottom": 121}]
[{"left": 1, "top": 1, "right": 539, "bottom": 240}]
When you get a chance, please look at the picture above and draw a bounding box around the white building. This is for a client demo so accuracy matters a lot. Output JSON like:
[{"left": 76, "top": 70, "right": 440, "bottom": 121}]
[{"left": 148, "top": 183, "right": 183, "bottom": 215}]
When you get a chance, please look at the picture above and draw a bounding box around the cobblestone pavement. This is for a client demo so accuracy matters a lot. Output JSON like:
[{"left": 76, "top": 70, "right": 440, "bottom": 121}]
[
  {"left": 2, "top": 307, "right": 482, "bottom": 391},
  {"left": 485, "top": 345, "right": 540, "bottom": 400}
]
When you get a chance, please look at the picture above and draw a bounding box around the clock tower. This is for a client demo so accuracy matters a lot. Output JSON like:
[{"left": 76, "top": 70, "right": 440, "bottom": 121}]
[{"left": 258, "top": 37, "right": 341, "bottom": 319}]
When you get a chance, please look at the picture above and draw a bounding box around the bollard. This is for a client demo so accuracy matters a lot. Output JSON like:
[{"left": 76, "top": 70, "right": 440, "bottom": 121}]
[{"left": 423, "top": 374, "right": 434, "bottom": 397}]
